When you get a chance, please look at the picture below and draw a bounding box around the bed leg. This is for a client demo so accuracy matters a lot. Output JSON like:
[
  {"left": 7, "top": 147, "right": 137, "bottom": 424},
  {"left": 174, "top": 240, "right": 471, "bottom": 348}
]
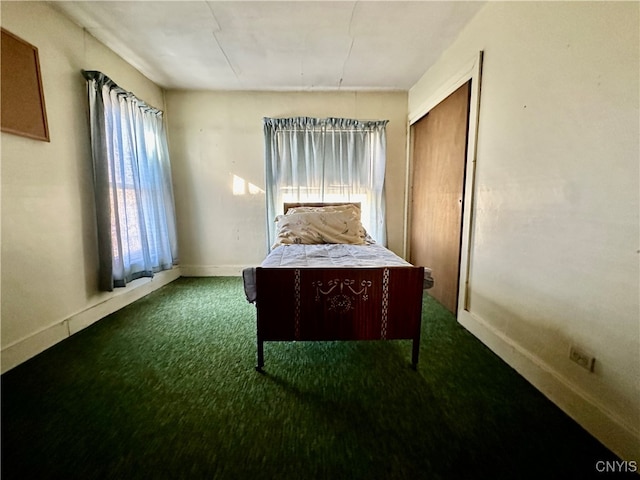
[
  {"left": 411, "top": 337, "right": 420, "bottom": 370},
  {"left": 256, "top": 339, "right": 265, "bottom": 373}
]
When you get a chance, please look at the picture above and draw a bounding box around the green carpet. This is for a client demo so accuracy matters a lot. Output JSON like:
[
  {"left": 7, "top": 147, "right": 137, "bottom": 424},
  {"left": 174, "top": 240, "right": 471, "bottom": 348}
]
[{"left": 1, "top": 277, "right": 625, "bottom": 479}]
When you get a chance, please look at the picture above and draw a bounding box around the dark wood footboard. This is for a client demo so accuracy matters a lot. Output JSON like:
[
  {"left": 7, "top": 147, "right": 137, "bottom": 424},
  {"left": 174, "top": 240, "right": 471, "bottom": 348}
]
[{"left": 254, "top": 266, "right": 425, "bottom": 370}]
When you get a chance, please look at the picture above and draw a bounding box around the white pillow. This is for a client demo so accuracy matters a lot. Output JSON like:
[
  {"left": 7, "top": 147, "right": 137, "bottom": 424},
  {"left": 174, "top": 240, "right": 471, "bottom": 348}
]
[
  {"left": 286, "top": 203, "right": 361, "bottom": 217},
  {"left": 273, "top": 209, "right": 366, "bottom": 248},
  {"left": 285, "top": 204, "right": 369, "bottom": 242}
]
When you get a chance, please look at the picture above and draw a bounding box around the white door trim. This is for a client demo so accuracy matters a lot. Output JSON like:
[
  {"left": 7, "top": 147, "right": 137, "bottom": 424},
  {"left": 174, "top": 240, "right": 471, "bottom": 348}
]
[{"left": 404, "top": 51, "right": 484, "bottom": 316}]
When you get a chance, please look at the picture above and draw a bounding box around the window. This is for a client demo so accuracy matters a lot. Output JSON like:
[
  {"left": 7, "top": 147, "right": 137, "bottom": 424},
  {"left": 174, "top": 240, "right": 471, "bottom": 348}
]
[
  {"left": 84, "top": 71, "right": 178, "bottom": 291},
  {"left": 264, "top": 117, "right": 388, "bottom": 250}
]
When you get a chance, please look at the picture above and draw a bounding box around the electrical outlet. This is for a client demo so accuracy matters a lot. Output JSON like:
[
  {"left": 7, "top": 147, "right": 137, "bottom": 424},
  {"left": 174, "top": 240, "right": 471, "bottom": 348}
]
[{"left": 569, "top": 346, "right": 595, "bottom": 372}]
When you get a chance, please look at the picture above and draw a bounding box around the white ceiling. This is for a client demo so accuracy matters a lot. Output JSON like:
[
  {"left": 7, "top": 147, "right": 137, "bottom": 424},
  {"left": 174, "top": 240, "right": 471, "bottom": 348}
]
[{"left": 49, "top": 1, "right": 485, "bottom": 91}]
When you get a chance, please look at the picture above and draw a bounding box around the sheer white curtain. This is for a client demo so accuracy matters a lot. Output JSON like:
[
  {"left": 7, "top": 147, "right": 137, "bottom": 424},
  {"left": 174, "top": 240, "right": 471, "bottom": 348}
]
[
  {"left": 83, "top": 70, "right": 178, "bottom": 291},
  {"left": 264, "top": 117, "right": 388, "bottom": 251}
]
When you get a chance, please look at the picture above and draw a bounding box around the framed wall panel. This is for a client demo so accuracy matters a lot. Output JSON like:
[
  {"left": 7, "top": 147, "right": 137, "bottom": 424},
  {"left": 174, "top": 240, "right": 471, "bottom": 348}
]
[{"left": 1, "top": 28, "right": 50, "bottom": 142}]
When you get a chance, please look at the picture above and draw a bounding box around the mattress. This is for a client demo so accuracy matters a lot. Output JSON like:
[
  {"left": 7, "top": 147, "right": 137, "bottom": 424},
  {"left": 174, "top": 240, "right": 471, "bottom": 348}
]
[{"left": 242, "top": 243, "right": 433, "bottom": 303}]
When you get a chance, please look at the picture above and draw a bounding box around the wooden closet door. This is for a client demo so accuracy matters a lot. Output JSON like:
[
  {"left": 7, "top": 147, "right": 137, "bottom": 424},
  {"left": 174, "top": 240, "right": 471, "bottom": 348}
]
[{"left": 410, "top": 81, "right": 470, "bottom": 314}]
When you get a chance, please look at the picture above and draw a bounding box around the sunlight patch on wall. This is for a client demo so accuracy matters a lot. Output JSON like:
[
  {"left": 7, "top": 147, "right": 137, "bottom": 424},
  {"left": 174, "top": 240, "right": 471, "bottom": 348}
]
[{"left": 232, "top": 174, "right": 264, "bottom": 196}]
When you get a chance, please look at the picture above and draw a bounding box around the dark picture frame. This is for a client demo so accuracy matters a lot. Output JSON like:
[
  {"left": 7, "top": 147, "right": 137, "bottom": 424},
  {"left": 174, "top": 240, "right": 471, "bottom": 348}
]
[{"left": 1, "top": 28, "right": 50, "bottom": 142}]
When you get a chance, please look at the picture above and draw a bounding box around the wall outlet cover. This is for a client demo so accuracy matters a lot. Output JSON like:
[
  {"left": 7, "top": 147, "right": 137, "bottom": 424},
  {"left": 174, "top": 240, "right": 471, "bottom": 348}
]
[{"left": 569, "top": 345, "right": 595, "bottom": 372}]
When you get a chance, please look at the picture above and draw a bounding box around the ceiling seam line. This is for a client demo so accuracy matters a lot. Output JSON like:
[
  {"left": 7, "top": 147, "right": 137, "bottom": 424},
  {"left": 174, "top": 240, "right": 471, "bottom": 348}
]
[
  {"left": 339, "top": 1, "right": 359, "bottom": 90},
  {"left": 210, "top": 30, "right": 242, "bottom": 88},
  {"left": 339, "top": 39, "right": 355, "bottom": 90},
  {"left": 204, "top": 1, "right": 222, "bottom": 31},
  {"left": 205, "top": 1, "right": 241, "bottom": 87}
]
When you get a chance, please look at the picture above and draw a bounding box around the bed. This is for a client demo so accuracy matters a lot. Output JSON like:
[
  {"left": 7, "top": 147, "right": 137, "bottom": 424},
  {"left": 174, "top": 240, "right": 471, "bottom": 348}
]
[{"left": 242, "top": 203, "right": 433, "bottom": 371}]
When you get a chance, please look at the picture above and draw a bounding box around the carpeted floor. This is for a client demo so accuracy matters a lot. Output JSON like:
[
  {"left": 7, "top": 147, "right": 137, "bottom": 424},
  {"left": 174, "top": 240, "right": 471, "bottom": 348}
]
[{"left": 1, "top": 277, "right": 627, "bottom": 479}]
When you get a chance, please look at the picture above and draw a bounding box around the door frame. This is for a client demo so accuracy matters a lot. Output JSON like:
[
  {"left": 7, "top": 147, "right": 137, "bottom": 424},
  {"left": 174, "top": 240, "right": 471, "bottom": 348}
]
[{"left": 404, "top": 51, "right": 483, "bottom": 317}]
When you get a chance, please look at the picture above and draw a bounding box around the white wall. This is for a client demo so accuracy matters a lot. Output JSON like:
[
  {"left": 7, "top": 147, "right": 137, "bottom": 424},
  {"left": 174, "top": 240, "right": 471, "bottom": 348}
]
[
  {"left": 409, "top": 2, "right": 639, "bottom": 460},
  {"left": 165, "top": 90, "right": 408, "bottom": 275},
  {"left": 1, "top": 2, "right": 179, "bottom": 373}
]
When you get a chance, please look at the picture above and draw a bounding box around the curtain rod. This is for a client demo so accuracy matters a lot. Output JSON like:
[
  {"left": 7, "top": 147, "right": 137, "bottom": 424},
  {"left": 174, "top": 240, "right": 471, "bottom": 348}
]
[
  {"left": 81, "top": 69, "right": 163, "bottom": 116},
  {"left": 264, "top": 117, "right": 388, "bottom": 128},
  {"left": 273, "top": 129, "right": 382, "bottom": 133}
]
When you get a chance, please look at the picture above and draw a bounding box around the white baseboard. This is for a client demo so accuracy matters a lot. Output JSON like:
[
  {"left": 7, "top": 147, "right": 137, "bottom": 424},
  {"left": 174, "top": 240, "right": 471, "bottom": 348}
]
[
  {"left": 180, "top": 265, "right": 246, "bottom": 277},
  {"left": 458, "top": 309, "right": 640, "bottom": 462},
  {"left": 1, "top": 268, "right": 181, "bottom": 374},
  {"left": 1, "top": 323, "right": 70, "bottom": 375}
]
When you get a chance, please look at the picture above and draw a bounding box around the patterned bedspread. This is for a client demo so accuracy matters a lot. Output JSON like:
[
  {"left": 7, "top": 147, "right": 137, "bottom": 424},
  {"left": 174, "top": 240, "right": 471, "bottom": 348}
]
[
  {"left": 242, "top": 243, "right": 433, "bottom": 303},
  {"left": 262, "top": 243, "right": 411, "bottom": 267}
]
